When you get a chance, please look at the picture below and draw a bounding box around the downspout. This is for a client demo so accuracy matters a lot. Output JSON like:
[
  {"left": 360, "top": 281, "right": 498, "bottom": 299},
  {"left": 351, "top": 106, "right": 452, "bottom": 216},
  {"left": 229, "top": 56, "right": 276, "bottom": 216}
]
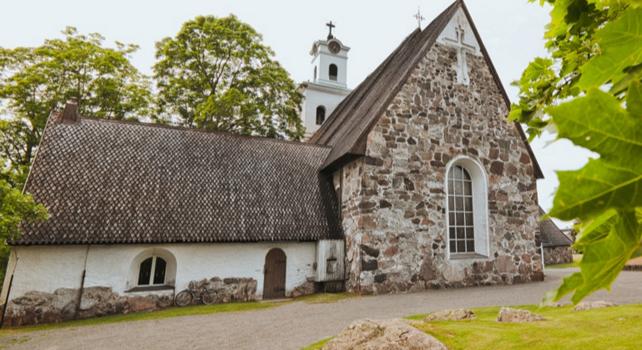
[
  {"left": 0, "top": 249, "right": 19, "bottom": 328},
  {"left": 74, "top": 245, "right": 91, "bottom": 319},
  {"left": 540, "top": 242, "right": 546, "bottom": 273}
]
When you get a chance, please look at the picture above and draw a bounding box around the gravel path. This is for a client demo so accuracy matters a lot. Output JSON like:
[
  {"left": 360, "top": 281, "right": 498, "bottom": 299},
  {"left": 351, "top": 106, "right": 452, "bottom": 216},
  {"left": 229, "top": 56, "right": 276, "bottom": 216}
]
[{"left": 2, "top": 268, "right": 642, "bottom": 350}]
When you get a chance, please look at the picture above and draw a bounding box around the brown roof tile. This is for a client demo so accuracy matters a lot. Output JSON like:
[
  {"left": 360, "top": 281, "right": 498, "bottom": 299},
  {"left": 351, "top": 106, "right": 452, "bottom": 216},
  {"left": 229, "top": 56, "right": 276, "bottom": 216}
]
[
  {"left": 539, "top": 208, "right": 573, "bottom": 247},
  {"left": 14, "top": 116, "right": 342, "bottom": 245}
]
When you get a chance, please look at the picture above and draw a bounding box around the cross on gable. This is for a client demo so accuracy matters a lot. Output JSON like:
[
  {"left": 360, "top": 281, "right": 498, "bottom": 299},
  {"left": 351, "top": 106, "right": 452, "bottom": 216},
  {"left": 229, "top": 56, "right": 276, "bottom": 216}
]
[
  {"left": 413, "top": 8, "right": 425, "bottom": 29},
  {"left": 449, "top": 22, "right": 475, "bottom": 85}
]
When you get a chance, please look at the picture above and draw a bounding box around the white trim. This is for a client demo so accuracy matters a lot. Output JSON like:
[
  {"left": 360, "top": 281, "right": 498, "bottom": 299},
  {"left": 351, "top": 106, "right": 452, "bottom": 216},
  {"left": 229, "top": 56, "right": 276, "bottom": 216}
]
[
  {"left": 128, "top": 248, "right": 177, "bottom": 289},
  {"left": 444, "top": 155, "right": 490, "bottom": 260}
]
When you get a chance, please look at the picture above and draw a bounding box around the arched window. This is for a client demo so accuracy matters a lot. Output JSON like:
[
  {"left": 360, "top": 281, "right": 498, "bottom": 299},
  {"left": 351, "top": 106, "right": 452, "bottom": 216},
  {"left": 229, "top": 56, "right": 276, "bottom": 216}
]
[
  {"left": 329, "top": 64, "right": 338, "bottom": 81},
  {"left": 446, "top": 156, "right": 489, "bottom": 258},
  {"left": 448, "top": 166, "right": 475, "bottom": 253},
  {"left": 314, "top": 66, "right": 317, "bottom": 81},
  {"left": 316, "top": 106, "right": 326, "bottom": 125},
  {"left": 137, "top": 256, "right": 167, "bottom": 286}
]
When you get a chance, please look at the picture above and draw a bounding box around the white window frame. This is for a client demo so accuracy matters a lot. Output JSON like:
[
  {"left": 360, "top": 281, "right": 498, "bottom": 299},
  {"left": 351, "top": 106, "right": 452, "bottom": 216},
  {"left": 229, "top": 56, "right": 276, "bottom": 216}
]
[
  {"left": 138, "top": 255, "right": 166, "bottom": 287},
  {"left": 444, "top": 155, "right": 490, "bottom": 259}
]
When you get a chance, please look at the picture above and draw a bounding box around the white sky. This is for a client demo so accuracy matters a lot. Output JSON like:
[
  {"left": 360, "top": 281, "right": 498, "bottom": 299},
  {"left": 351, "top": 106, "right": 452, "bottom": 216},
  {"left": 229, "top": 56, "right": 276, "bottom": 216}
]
[{"left": 0, "top": 0, "right": 593, "bottom": 228}]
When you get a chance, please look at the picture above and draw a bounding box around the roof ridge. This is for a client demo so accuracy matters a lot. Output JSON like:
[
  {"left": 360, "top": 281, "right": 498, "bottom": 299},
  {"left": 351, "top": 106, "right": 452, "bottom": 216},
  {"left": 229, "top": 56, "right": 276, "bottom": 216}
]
[
  {"left": 310, "top": 0, "right": 461, "bottom": 170},
  {"left": 66, "top": 115, "right": 332, "bottom": 150}
]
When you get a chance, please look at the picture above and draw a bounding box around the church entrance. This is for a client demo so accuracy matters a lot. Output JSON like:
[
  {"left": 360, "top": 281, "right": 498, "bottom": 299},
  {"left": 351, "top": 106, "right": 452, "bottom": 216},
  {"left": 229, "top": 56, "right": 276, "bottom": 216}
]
[{"left": 263, "top": 248, "right": 286, "bottom": 299}]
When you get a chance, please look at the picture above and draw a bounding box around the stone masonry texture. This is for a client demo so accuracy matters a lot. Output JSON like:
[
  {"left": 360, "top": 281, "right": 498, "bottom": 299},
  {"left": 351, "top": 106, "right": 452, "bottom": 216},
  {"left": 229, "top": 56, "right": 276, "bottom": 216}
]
[
  {"left": 337, "top": 43, "right": 543, "bottom": 294},
  {"left": 544, "top": 247, "right": 573, "bottom": 265}
]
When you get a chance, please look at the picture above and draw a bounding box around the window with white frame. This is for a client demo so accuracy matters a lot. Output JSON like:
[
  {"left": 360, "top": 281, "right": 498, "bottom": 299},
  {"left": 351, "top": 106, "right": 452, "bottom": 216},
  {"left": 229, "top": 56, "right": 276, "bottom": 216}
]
[
  {"left": 448, "top": 166, "right": 475, "bottom": 253},
  {"left": 137, "top": 256, "right": 167, "bottom": 286},
  {"left": 446, "top": 156, "right": 489, "bottom": 258}
]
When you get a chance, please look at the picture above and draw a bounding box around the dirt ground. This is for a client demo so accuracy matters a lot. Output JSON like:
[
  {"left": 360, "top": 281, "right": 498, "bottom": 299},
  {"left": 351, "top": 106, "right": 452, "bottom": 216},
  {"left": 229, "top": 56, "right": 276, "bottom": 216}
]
[{"left": 2, "top": 268, "right": 641, "bottom": 350}]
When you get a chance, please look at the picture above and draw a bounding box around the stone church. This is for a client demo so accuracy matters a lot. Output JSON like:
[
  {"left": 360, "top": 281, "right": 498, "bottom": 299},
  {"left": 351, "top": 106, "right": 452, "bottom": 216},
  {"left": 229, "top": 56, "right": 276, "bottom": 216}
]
[{"left": 1, "top": 0, "right": 544, "bottom": 326}]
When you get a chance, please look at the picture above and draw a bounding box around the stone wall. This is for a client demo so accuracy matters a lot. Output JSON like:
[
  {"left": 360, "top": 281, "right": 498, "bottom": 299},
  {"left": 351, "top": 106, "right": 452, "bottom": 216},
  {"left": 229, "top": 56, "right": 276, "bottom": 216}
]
[
  {"left": 4, "top": 276, "right": 257, "bottom": 326},
  {"left": 3, "top": 287, "right": 173, "bottom": 327},
  {"left": 544, "top": 246, "right": 573, "bottom": 265},
  {"left": 338, "top": 42, "right": 543, "bottom": 294}
]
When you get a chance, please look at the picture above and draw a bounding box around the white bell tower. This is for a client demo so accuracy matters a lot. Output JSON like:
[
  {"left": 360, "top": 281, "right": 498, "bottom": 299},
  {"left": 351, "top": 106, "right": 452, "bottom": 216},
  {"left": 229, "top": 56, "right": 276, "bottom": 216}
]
[{"left": 300, "top": 22, "right": 351, "bottom": 139}]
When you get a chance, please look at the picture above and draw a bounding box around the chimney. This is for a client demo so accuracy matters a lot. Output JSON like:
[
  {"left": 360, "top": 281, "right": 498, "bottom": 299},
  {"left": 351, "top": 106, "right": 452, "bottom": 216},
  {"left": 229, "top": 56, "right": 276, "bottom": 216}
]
[{"left": 60, "top": 99, "right": 80, "bottom": 123}]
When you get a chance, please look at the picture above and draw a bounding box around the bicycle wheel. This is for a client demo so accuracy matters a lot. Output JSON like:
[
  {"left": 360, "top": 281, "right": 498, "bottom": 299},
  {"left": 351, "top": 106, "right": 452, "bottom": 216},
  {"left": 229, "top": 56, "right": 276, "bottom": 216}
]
[
  {"left": 201, "top": 291, "right": 216, "bottom": 305},
  {"left": 174, "top": 290, "right": 193, "bottom": 307}
]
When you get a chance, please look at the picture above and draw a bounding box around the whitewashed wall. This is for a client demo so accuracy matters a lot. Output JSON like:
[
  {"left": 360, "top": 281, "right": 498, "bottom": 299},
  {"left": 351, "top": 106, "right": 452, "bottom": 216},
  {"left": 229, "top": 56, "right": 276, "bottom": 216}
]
[
  {"left": 1, "top": 242, "right": 317, "bottom": 302},
  {"left": 301, "top": 84, "right": 350, "bottom": 138}
]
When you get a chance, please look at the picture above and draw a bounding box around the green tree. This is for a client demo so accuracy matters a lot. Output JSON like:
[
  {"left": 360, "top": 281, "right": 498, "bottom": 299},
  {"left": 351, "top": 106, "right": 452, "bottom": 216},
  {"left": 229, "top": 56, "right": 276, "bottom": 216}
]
[
  {"left": 0, "top": 179, "right": 47, "bottom": 282},
  {"left": 0, "top": 27, "right": 153, "bottom": 182},
  {"left": 154, "top": 15, "right": 304, "bottom": 140},
  {"left": 511, "top": 0, "right": 642, "bottom": 303}
]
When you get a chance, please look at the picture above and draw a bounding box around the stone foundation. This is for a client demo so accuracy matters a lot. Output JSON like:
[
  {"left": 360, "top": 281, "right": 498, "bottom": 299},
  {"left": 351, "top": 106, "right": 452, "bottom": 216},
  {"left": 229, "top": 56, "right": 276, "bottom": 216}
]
[
  {"left": 290, "top": 280, "right": 316, "bottom": 298},
  {"left": 3, "top": 286, "right": 173, "bottom": 327},
  {"left": 4, "top": 276, "right": 258, "bottom": 326},
  {"left": 184, "top": 277, "right": 257, "bottom": 304},
  {"left": 543, "top": 246, "right": 573, "bottom": 265}
]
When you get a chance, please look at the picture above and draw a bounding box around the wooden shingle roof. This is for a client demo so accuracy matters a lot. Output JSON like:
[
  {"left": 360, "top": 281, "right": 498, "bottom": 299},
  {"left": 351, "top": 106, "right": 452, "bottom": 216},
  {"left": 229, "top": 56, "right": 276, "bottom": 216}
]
[
  {"left": 539, "top": 208, "right": 573, "bottom": 248},
  {"left": 309, "top": 0, "right": 544, "bottom": 179},
  {"left": 14, "top": 113, "right": 342, "bottom": 245}
]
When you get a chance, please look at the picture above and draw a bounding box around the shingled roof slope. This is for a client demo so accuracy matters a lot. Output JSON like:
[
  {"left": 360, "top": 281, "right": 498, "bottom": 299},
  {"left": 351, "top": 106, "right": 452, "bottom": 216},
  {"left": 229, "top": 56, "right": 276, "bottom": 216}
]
[
  {"left": 15, "top": 115, "right": 342, "bottom": 245},
  {"left": 309, "top": 0, "right": 544, "bottom": 179},
  {"left": 539, "top": 208, "right": 573, "bottom": 248}
]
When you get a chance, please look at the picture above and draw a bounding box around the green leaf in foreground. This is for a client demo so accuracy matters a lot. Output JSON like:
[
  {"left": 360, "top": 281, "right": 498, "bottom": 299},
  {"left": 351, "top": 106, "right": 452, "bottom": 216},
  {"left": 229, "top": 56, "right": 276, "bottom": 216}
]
[
  {"left": 549, "top": 210, "right": 640, "bottom": 303},
  {"left": 578, "top": 8, "right": 642, "bottom": 89},
  {"left": 547, "top": 89, "right": 642, "bottom": 221}
]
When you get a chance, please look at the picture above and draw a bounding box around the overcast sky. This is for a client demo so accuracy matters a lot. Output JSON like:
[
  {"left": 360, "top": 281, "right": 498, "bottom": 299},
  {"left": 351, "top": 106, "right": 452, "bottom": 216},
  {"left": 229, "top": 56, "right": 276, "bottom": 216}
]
[{"left": 1, "top": 0, "right": 593, "bottom": 227}]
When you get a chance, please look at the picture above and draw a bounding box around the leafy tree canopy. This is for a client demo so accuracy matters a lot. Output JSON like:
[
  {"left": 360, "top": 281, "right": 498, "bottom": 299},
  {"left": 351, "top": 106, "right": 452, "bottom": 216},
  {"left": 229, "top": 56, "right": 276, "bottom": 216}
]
[
  {"left": 153, "top": 15, "right": 304, "bottom": 140},
  {"left": 511, "top": 0, "right": 642, "bottom": 303},
  {"left": 0, "top": 179, "right": 47, "bottom": 281},
  {"left": 0, "top": 27, "right": 153, "bottom": 183}
]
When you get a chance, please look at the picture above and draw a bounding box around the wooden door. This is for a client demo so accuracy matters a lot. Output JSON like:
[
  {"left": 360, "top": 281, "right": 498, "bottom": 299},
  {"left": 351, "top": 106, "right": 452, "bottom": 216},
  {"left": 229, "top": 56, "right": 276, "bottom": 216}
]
[{"left": 263, "top": 248, "right": 286, "bottom": 299}]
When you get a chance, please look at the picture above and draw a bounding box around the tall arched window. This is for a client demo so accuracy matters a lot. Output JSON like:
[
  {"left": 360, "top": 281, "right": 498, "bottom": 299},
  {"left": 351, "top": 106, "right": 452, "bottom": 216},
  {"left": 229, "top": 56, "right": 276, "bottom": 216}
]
[
  {"left": 445, "top": 156, "right": 489, "bottom": 258},
  {"left": 316, "top": 106, "right": 326, "bottom": 125},
  {"left": 448, "top": 166, "right": 475, "bottom": 253},
  {"left": 138, "top": 256, "right": 167, "bottom": 286},
  {"left": 329, "top": 64, "right": 338, "bottom": 81}
]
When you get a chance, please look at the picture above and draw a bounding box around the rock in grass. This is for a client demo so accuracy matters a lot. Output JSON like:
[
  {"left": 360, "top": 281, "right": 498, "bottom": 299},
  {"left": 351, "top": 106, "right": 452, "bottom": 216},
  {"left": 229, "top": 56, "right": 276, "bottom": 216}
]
[
  {"left": 322, "top": 319, "right": 447, "bottom": 350},
  {"left": 424, "top": 308, "right": 475, "bottom": 321},
  {"left": 574, "top": 301, "right": 617, "bottom": 311},
  {"left": 497, "top": 307, "right": 545, "bottom": 323}
]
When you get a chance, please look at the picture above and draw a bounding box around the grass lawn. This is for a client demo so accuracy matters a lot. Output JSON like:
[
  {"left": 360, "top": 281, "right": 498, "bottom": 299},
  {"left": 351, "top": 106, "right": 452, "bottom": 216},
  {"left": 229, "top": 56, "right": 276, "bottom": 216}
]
[
  {"left": 304, "top": 304, "right": 642, "bottom": 350},
  {"left": 302, "top": 337, "right": 333, "bottom": 350},
  {"left": 408, "top": 304, "right": 642, "bottom": 350}
]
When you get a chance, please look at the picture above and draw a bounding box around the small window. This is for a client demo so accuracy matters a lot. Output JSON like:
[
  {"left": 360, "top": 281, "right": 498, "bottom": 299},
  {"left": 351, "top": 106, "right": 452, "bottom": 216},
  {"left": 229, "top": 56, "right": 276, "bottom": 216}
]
[
  {"left": 314, "top": 66, "right": 317, "bottom": 81},
  {"left": 316, "top": 106, "right": 326, "bottom": 125},
  {"left": 329, "top": 64, "right": 338, "bottom": 81},
  {"left": 137, "top": 256, "right": 166, "bottom": 286}
]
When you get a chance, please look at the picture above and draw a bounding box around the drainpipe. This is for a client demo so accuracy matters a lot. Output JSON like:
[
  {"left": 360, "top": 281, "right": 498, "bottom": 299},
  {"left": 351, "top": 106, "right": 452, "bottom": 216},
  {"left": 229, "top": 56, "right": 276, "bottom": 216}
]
[
  {"left": 540, "top": 242, "right": 546, "bottom": 273},
  {"left": 0, "top": 250, "right": 19, "bottom": 328},
  {"left": 74, "top": 245, "right": 90, "bottom": 319}
]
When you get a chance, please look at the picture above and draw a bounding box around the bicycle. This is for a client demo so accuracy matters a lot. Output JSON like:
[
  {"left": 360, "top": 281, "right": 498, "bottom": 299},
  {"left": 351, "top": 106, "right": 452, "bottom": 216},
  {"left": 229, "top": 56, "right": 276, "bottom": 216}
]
[{"left": 174, "top": 287, "right": 216, "bottom": 306}]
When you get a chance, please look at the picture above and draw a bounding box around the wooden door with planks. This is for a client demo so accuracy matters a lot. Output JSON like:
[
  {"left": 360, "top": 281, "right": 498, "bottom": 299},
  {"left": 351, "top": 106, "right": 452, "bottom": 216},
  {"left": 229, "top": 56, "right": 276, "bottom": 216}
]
[{"left": 263, "top": 248, "right": 286, "bottom": 299}]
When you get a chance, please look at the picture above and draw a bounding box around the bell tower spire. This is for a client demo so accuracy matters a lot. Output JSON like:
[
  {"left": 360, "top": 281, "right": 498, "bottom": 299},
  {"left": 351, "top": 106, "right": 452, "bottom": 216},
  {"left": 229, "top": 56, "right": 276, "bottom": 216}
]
[{"left": 299, "top": 23, "right": 352, "bottom": 139}]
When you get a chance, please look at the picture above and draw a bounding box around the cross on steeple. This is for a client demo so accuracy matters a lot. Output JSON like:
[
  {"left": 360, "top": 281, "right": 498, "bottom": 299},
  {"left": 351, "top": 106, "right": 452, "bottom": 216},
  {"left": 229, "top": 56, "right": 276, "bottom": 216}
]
[
  {"left": 326, "top": 21, "right": 336, "bottom": 39},
  {"left": 413, "top": 7, "right": 425, "bottom": 29}
]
